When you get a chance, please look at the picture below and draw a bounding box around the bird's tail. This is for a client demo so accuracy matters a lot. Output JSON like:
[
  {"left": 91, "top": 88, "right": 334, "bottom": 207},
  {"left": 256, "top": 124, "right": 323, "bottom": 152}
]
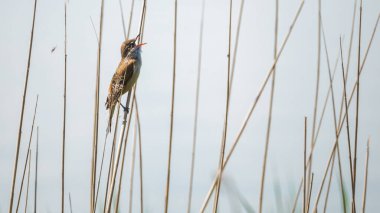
[
  {"left": 106, "top": 95, "right": 116, "bottom": 134},
  {"left": 106, "top": 105, "right": 115, "bottom": 134}
]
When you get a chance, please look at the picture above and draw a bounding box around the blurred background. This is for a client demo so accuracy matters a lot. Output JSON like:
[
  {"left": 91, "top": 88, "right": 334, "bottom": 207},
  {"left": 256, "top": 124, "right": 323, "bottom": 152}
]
[{"left": 0, "top": 0, "right": 379, "bottom": 212}]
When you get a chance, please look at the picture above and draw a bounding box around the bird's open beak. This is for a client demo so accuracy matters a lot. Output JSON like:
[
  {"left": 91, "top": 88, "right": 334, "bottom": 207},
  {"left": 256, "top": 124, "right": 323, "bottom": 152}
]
[{"left": 136, "top": 43, "right": 147, "bottom": 48}]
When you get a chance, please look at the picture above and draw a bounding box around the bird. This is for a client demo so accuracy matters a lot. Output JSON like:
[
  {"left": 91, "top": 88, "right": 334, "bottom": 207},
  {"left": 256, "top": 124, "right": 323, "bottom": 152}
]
[
  {"left": 106, "top": 34, "right": 146, "bottom": 133},
  {"left": 51, "top": 46, "right": 57, "bottom": 53}
]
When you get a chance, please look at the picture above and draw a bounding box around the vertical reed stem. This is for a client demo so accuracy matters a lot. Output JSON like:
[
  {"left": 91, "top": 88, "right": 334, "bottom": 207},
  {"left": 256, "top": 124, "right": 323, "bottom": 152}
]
[
  {"left": 91, "top": 0, "right": 105, "bottom": 210},
  {"left": 304, "top": 117, "right": 307, "bottom": 213},
  {"left": 34, "top": 127, "right": 39, "bottom": 213},
  {"left": 259, "top": 0, "right": 278, "bottom": 211},
  {"left": 361, "top": 138, "right": 370, "bottom": 213},
  {"left": 62, "top": 2, "right": 68, "bottom": 212},
  {"left": 25, "top": 151, "right": 32, "bottom": 213},
  {"left": 135, "top": 98, "right": 144, "bottom": 213},
  {"left": 213, "top": 0, "right": 232, "bottom": 211},
  {"left": 187, "top": 1, "right": 206, "bottom": 212},
  {"left": 9, "top": 0, "right": 38, "bottom": 211},
  {"left": 16, "top": 96, "right": 39, "bottom": 212},
  {"left": 164, "top": 0, "right": 177, "bottom": 212}
]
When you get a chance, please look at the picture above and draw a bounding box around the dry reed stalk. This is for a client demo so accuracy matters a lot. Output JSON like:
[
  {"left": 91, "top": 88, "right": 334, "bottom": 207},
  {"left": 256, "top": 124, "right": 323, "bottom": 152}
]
[
  {"left": 118, "top": 0, "right": 127, "bottom": 39},
  {"left": 259, "top": 0, "right": 278, "bottom": 211},
  {"left": 135, "top": 98, "right": 144, "bottom": 213},
  {"left": 353, "top": 1, "right": 363, "bottom": 209},
  {"left": 34, "top": 127, "right": 39, "bottom": 213},
  {"left": 62, "top": 2, "right": 68, "bottom": 212},
  {"left": 127, "top": 118, "right": 138, "bottom": 213},
  {"left": 322, "top": 147, "right": 336, "bottom": 213},
  {"left": 16, "top": 96, "right": 38, "bottom": 212},
  {"left": 304, "top": 117, "right": 307, "bottom": 213},
  {"left": 199, "top": 1, "right": 305, "bottom": 211},
  {"left": 361, "top": 138, "right": 370, "bottom": 213},
  {"left": 25, "top": 151, "right": 32, "bottom": 213},
  {"left": 321, "top": 20, "right": 346, "bottom": 213},
  {"left": 9, "top": 0, "right": 38, "bottom": 211},
  {"left": 337, "top": 0, "right": 357, "bottom": 127},
  {"left": 311, "top": 144, "right": 337, "bottom": 212},
  {"left": 212, "top": 0, "right": 232, "bottom": 210},
  {"left": 307, "top": 0, "right": 322, "bottom": 206},
  {"left": 229, "top": 0, "right": 245, "bottom": 91},
  {"left": 293, "top": 46, "right": 340, "bottom": 213},
  {"left": 16, "top": 149, "right": 31, "bottom": 213},
  {"left": 94, "top": 136, "right": 113, "bottom": 211},
  {"left": 340, "top": 37, "right": 355, "bottom": 208},
  {"left": 187, "top": 1, "right": 206, "bottom": 212},
  {"left": 127, "top": 0, "right": 136, "bottom": 37},
  {"left": 164, "top": 0, "right": 177, "bottom": 212},
  {"left": 90, "top": 0, "right": 105, "bottom": 211},
  {"left": 307, "top": 173, "right": 314, "bottom": 213}
]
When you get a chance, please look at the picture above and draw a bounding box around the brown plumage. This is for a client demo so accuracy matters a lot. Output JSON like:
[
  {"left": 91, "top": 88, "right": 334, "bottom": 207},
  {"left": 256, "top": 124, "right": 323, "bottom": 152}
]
[{"left": 106, "top": 37, "right": 145, "bottom": 133}]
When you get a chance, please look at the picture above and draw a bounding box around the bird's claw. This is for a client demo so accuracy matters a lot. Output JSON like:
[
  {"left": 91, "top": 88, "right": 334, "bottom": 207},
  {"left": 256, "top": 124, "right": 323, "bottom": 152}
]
[{"left": 119, "top": 103, "right": 129, "bottom": 114}]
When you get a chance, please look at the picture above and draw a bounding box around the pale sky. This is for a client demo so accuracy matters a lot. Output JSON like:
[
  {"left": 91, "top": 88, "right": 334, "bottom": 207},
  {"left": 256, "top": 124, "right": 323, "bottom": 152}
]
[{"left": 0, "top": 0, "right": 379, "bottom": 212}]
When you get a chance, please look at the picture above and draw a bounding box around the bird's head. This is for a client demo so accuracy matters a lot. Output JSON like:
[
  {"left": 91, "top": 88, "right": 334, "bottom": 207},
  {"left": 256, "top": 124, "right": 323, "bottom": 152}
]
[
  {"left": 120, "top": 34, "right": 141, "bottom": 58},
  {"left": 127, "top": 42, "right": 147, "bottom": 60}
]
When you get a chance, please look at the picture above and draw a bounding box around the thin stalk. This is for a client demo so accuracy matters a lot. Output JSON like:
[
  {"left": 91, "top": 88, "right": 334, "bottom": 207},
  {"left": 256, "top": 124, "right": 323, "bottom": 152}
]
[
  {"left": 362, "top": 138, "right": 370, "bottom": 213},
  {"left": 34, "top": 127, "right": 39, "bottom": 213},
  {"left": 95, "top": 136, "right": 114, "bottom": 212},
  {"left": 62, "top": 2, "right": 68, "bottom": 213},
  {"left": 337, "top": 0, "right": 358, "bottom": 128},
  {"left": 304, "top": 117, "right": 307, "bottom": 213},
  {"left": 308, "top": 0, "right": 322, "bottom": 205},
  {"left": 127, "top": 0, "right": 136, "bottom": 38},
  {"left": 321, "top": 19, "right": 346, "bottom": 213},
  {"left": 9, "top": 0, "right": 38, "bottom": 211},
  {"left": 259, "top": 0, "right": 278, "bottom": 211},
  {"left": 118, "top": 0, "right": 127, "bottom": 39},
  {"left": 307, "top": 173, "right": 314, "bottom": 213},
  {"left": 128, "top": 119, "right": 138, "bottom": 213},
  {"left": 229, "top": 0, "right": 245, "bottom": 92},
  {"left": 187, "top": 1, "right": 206, "bottom": 212},
  {"left": 323, "top": 147, "right": 336, "bottom": 213},
  {"left": 16, "top": 149, "right": 31, "bottom": 213},
  {"left": 353, "top": 1, "right": 363, "bottom": 208},
  {"left": 25, "top": 151, "right": 32, "bottom": 213},
  {"left": 90, "top": 16, "right": 99, "bottom": 42},
  {"left": 311, "top": 144, "right": 337, "bottom": 212},
  {"left": 135, "top": 98, "right": 144, "bottom": 213},
  {"left": 164, "top": 0, "right": 177, "bottom": 211},
  {"left": 336, "top": 142, "right": 347, "bottom": 213},
  {"left": 16, "top": 96, "right": 39, "bottom": 212},
  {"left": 340, "top": 38, "right": 355, "bottom": 206},
  {"left": 199, "top": 1, "right": 305, "bottom": 211},
  {"left": 213, "top": 0, "right": 232, "bottom": 211},
  {"left": 90, "top": 0, "right": 105, "bottom": 211},
  {"left": 69, "top": 193, "right": 73, "bottom": 213}
]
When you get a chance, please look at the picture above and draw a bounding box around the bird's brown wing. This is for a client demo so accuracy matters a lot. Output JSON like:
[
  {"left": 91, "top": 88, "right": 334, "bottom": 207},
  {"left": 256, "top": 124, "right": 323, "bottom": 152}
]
[
  {"left": 106, "top": 59, "right": 135, "bottom": 109},
  {"left": 105, "top": 59, "right": 135, "bottom": 134}
]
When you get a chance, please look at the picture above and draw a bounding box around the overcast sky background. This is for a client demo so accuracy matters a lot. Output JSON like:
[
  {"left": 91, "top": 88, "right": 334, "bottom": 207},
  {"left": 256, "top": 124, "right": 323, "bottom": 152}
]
[{"left": 0, "top": 0, "right": 379, "bottom": 212}]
